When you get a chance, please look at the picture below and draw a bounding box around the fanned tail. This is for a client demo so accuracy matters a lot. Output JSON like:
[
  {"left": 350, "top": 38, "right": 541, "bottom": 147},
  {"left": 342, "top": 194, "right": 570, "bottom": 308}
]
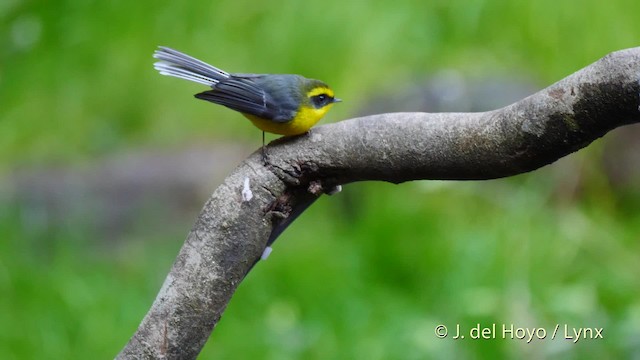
[{"left": 153, "top": 46, "right": 230, "bottom": 87}]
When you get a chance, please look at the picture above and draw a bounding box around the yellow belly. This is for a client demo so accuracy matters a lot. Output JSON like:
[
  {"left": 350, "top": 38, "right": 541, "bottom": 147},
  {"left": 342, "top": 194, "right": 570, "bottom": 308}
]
[{"left": 243, "top": 103, "right": 335, "bottom": 136}]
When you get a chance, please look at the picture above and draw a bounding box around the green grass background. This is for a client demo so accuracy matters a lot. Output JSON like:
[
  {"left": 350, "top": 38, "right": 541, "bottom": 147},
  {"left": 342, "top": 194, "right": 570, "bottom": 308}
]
[{"left": 2, "top": 1, "right": 640, "bottom": 359}]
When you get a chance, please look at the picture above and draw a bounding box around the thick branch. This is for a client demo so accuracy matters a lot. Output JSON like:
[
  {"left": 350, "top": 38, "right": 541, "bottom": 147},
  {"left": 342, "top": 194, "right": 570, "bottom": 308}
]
[{"left": 118, "top": 48, "right": 640, "bottom": 359}]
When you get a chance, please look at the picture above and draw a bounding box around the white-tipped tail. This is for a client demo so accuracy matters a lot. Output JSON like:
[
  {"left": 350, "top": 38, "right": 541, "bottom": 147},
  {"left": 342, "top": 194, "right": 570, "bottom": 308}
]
[{"left": 153, "top": 46, "right": 230, "bottom": 87}]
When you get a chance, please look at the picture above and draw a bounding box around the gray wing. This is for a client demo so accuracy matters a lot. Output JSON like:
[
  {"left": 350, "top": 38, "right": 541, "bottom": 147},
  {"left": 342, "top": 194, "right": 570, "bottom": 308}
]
[{"left": 195, "top": 77, "right": 294, "bottom": 122}]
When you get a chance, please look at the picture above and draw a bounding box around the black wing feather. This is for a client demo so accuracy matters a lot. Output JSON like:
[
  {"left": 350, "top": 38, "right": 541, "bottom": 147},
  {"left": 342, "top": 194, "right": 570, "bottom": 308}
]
[{"left": 195, "top": 78, "right": 283, "bottom": 120}]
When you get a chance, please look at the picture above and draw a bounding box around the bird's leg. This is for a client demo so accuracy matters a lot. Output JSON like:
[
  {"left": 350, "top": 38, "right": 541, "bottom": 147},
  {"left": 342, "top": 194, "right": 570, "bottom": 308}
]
[{"left": 261, "top": 131, "right": 269, "bottom": 164}]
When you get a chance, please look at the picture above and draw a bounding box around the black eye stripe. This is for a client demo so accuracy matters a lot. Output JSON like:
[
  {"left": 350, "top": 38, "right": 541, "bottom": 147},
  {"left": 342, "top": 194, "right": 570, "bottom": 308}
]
[{"left": 310, "top": 93, "right": 334, "bottom": 108}]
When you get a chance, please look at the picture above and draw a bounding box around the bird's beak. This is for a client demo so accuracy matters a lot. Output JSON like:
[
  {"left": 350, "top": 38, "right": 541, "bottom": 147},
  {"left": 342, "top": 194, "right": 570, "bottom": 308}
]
[{"left": 333, "top": 98, "right": 342, "bottom": 103}]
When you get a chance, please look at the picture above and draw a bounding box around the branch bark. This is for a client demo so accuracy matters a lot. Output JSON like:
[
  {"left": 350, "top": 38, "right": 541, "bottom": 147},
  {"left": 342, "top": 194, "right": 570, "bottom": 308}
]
[{"left": 117, "top": 47, "right": 640, "bottom": 359}]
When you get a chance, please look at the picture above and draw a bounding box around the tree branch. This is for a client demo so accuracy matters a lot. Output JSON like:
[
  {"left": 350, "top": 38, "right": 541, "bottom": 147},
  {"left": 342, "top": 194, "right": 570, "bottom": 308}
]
[{"left": 117, "top": 47, "right": 640, "bottom": 359}]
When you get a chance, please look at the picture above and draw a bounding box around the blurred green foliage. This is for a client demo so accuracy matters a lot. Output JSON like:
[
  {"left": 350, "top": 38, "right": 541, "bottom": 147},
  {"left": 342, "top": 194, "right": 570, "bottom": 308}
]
[{"left": 1, "top": 0, "right": 640, "bottom": 359}]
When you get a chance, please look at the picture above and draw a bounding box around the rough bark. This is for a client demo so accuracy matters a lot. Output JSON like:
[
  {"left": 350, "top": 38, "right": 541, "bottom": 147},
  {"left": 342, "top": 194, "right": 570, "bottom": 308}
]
[{"left": 117, "top": 47, "right": 640, "bottom": 359}]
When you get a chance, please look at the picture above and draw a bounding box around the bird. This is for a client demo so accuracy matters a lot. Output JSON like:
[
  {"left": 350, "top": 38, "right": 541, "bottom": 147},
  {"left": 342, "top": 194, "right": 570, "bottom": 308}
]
[{"left": 152, "top": 46, "right": 341, "bottom": 159}]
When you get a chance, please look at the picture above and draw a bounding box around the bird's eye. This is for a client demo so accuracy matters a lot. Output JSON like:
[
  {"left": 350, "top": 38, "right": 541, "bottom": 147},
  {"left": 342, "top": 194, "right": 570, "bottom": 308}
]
[{"left": 311, "top": 94, "right": 332, "bottom": 108}]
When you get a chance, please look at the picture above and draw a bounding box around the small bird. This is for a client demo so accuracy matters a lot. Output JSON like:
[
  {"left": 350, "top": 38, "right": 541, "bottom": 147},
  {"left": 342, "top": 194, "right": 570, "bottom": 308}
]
[{"left": 153, "top": 47, "right": 341, "bottom": 158}]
